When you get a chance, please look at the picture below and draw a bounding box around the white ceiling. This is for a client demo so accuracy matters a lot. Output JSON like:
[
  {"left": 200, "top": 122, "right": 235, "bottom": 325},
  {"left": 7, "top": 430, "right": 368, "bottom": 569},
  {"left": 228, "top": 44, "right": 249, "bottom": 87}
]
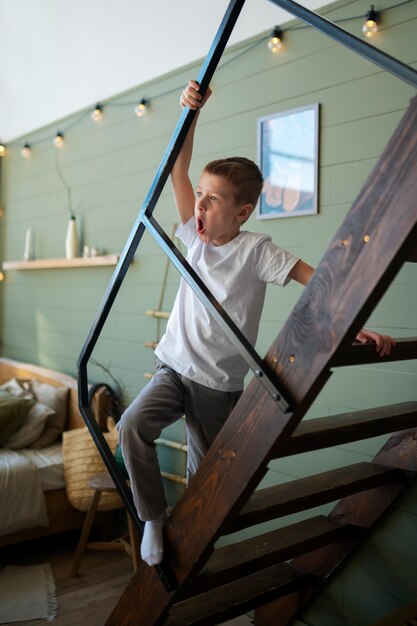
[{"left": 0, "top": 0, "right": 327, "bottom": 142}]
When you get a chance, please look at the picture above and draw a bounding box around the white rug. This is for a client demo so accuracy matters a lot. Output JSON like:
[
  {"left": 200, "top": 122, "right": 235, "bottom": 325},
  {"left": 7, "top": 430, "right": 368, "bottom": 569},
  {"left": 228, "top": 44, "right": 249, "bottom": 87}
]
[{"left": 0, "top": 563, "right": 57, "bottom": 623}]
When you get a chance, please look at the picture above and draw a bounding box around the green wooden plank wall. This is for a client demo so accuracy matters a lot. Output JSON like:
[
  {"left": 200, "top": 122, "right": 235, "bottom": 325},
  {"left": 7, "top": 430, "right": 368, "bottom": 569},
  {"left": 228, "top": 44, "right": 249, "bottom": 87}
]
[{"left": 0, "top": 0, "right": 416, "bottom": 622}]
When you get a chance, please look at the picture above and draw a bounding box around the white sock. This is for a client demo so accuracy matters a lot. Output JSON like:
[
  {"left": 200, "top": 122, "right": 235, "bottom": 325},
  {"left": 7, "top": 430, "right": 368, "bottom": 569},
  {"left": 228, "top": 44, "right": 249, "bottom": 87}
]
[{"left": 141, "top": 519, "right": 165, "bottom": 566}]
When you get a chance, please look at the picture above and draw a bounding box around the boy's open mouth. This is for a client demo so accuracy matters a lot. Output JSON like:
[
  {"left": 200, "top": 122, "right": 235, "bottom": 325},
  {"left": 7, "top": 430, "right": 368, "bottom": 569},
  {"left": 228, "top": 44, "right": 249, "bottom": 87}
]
[{"left": 197, "top": 218, "right": 205, "bottom": 235}]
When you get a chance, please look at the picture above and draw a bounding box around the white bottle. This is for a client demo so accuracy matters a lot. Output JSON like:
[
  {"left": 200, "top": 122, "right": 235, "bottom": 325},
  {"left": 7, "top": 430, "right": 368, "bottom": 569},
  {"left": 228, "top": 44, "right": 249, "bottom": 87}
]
[
  {"left": 65, "top": 216, "right": 79, "bottom": 259},
  {"left": 23, "top": 228, "right": 34, "bottom": 261}
]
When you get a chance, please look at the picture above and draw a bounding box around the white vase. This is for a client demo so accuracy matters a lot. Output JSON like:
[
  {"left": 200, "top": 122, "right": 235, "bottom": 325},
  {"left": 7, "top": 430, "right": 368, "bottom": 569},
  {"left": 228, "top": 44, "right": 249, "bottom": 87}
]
[
  {"left": 23, "top": 228, "right": 34, "bottom": 261},
  {"left": 65, "top": 217, "right": 79, "bottom": 259}
]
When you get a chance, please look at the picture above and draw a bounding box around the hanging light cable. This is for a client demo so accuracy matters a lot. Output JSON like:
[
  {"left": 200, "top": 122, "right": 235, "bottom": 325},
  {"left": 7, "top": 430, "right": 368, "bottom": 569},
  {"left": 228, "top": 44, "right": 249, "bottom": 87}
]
[{"left": 4, "top": 0, "right": 410, "bottom": 156}]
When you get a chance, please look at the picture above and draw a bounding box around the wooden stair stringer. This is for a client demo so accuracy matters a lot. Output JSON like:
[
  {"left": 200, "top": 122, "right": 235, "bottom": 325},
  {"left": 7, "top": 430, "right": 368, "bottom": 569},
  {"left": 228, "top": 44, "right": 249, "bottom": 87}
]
[
  {"left": 263, "top": 94, "right": 417, "bottom": 410},
  {"left": 254, "top": 427, "right": 417, "bottom": 626},
  {"left": 106, "top": 99, "right": 417, "bottom": 625}
]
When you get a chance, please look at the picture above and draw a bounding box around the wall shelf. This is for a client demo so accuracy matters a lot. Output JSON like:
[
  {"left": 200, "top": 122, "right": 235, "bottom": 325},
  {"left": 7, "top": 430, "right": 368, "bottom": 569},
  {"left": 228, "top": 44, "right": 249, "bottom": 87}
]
[{"left": 2, "top": 254, "right": 120, "bottom": 270}]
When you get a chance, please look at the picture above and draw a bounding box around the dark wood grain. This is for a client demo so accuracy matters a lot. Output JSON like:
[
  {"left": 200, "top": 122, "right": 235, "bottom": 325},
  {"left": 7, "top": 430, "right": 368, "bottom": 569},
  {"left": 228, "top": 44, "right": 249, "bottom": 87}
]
[
  {"left": 404, "top": 224, "right": 417, "bottom": 262},
  {"left": 255, "top": 428, "right": 417, "bottom": 625},
  {"left": 331, "top": 337, "right": 417, "bottom": 367},
  {"left": 108, "top": 97, "right": 417, "bottom": 625},
  {"left": 272, "top": 402, "right": 417, "bottom": 458},
  {"left": 180, "top": 515, "right": 356, "bottom": 598},
  {"left": 225, "top": 462, "right": 411, "bottom": 534},
  {"left": 166, "top": 563, "right": 314, "bottom": 626}
]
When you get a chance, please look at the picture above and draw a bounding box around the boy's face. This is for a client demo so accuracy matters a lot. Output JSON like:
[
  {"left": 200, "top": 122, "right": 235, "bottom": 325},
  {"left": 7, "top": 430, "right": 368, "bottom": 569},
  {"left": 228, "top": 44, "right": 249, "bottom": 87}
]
[{"left": 195, "top": 172, "right": 252, "bottom": 246}]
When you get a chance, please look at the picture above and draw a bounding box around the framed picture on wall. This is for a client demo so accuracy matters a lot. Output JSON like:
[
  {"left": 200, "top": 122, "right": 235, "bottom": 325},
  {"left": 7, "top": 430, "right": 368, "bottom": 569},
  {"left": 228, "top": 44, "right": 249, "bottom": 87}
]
[{"left": 257, "top": 104, "right": 319, "bottom": 219}]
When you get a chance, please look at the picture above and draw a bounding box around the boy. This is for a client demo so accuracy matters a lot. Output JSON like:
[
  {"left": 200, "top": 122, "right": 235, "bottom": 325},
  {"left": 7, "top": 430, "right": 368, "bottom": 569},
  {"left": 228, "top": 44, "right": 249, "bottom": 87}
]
[{"left": 117, "top": 80, "right": 394, "bottom": 567}]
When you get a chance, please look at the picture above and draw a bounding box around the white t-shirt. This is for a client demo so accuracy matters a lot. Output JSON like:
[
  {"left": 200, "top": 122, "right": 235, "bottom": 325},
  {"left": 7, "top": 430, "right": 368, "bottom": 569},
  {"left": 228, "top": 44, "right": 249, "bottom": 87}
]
[{"left": 155, "top": 218, "right": 299, "bottom": 391}]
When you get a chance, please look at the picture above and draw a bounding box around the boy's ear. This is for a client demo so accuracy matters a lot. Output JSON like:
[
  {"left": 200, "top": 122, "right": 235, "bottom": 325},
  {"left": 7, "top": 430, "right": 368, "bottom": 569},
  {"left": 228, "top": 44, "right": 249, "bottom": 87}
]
[{"left": 236, "top": 203, "right": 253, "bottom": 223}]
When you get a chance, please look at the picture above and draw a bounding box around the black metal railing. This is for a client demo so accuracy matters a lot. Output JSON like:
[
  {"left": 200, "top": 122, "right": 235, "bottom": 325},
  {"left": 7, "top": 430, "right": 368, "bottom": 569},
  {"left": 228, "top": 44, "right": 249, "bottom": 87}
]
[
  {"left": 77, "top": 0, "right": 417, "bottom": 591},
  {"left": 268, "top": 0, "right": 417, "bottom": 88}
]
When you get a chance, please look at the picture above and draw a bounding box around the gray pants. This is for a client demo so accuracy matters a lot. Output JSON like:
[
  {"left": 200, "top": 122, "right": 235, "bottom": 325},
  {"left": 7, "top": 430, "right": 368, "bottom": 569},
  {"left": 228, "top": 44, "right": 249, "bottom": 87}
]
[{"left": 117, "top": 359, "right": 242, "bottom": 521}]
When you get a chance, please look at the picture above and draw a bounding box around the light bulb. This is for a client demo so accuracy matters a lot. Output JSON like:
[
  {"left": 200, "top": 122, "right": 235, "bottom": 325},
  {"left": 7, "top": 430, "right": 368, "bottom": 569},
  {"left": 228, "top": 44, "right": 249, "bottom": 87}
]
[
  {"left": 91, "top": 104, "right": 103, "bottom": 122},
  {"left": 362, "top": 5, "right": 380, "bottom": 37},
  {"left": 54, "top": 132, "right": 64, "bottom": 148},
  {"left": 0, "top": 143, "right": 7, "bottom": 157},
  {"left": 21, "top": 143, "right": 32, "bottom": 159},
  {"left": 0, "top": 271, "right": 5, "bottom": 282},
  {"left": 268, "top": 27, "right": 283, "bottom": 53},
  {"left": 135, "top": 99, "right": 148, "bottom": 118}
]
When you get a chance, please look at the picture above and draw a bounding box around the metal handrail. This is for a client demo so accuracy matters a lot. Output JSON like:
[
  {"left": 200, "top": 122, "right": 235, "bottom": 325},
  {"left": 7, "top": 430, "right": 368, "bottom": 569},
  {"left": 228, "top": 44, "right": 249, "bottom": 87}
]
[
  {"left": 77, "top": 0, "right": 417, "bottom": 592},
  {"left": 77, "top": 0, "right": 248, "bottom": 592},
  {"left": 268, "top": 0, "right": 417, "bottom": 88}
]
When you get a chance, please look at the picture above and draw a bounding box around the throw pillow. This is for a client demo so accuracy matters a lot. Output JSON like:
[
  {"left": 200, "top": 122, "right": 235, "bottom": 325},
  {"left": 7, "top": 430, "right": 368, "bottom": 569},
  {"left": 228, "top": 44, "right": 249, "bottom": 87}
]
[
  {"left": 0, "top": 379, "right": 33, "bottom": 399},
  {"left": 1, "top": 378, "right": 69, "bottom": 448},
  {"left": 23, "top": 380, "right": 69, "bottom": 447},
  {"left": 5, "top": 402, "right": 55, "bottom": 449},
  {"left": 0, "top": 392, "right": 34, "bottom": 445}
]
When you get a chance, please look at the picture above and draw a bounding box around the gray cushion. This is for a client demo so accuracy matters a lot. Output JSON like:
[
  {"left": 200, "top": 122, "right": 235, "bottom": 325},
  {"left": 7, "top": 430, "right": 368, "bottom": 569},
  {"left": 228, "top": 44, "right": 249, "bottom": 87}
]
[
  {"left": 0, "top": 391, "right": 34, "bottom": 445},
  {"left": 1, "top": 378, "right": 69, "bottom": 448}
]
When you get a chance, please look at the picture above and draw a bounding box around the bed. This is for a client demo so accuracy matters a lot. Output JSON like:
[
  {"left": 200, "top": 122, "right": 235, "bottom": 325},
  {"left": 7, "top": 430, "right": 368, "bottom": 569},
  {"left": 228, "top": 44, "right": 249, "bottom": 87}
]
[{"left": 0, "top": 357, "right": 114, "bottom": 547}]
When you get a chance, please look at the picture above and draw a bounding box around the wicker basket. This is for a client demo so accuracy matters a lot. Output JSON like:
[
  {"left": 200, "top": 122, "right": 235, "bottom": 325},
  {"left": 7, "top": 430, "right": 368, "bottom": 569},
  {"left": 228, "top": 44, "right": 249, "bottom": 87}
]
[{"left": 63, "top": 425, "right": 122, "bottom": 512}]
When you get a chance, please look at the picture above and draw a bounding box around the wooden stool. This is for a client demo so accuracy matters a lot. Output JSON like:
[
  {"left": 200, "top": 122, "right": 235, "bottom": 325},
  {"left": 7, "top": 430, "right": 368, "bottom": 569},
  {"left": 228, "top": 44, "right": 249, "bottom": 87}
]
[{"left": 69, "top": 473, "right": 140, "bottom": 577}]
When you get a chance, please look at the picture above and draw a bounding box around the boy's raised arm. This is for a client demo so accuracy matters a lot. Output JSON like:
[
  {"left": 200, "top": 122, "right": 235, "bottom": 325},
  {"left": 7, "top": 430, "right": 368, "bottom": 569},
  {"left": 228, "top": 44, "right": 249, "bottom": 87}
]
[{"left": 171, "top": 80, "right": 212, "bottom": 224}]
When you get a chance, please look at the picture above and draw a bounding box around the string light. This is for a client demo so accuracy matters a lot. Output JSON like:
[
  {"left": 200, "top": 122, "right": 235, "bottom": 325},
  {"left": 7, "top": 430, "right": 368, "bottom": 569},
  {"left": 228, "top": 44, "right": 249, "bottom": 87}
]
[
  {"left": 91, "top": 104, "right": 103, "bottom": 122},
  {"left": 135, "top": 99, "right": 148, "bottom": 118},
  {"left": 2, "top": 0, "right": 411, "bottom": 158},
  {"left": 54, "top": 132, "right": 64, "bottom": 148},
  {"left": 268, "top": 26, "right": 283, "bottom": 52},
  {"left": 362, "top": 5, "right": 380, "bottom": 37},
  {"left": 0, "top": 271, "right": 5, "bottom": 282},
  {"left": 21, "top": 143, "right": 32, "bottom": 159}
]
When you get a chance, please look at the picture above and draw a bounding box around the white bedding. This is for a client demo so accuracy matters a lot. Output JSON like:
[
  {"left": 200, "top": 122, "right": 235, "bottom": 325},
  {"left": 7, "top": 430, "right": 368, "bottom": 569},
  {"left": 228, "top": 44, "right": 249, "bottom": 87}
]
[
  {"left": 0, "top": 444, "right": 64, "bottom": 537},
  {"left": 20, "top": 443, "right": 64, "bottom": 491}
]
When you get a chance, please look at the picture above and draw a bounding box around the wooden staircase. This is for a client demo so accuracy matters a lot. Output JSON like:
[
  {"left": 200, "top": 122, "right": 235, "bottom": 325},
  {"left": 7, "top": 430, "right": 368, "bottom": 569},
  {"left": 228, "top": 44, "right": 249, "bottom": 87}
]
[{"left": 105, "top": 92, "right": 417, "bottom": 625}]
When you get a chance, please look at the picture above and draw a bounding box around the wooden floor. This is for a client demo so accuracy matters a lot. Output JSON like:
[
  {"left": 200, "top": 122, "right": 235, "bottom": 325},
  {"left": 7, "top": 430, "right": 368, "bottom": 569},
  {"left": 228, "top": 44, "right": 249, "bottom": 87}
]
[{"left": 0, "top": 530, "right": 253, "bottom": 626}]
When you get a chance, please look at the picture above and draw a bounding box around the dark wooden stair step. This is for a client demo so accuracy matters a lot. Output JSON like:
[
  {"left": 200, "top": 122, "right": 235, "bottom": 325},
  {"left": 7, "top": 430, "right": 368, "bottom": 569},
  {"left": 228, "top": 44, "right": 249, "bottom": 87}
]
[
  {"left": 225, "top": 461, "right": 410, "bottom": 535},
  {"left": 332, "top": 337, "right": 417, "bottom": 367},
  {"left": 407, "top": 246, "right": 417, "bottom": 262},
  {"left": 105, "top": 75, "right": 417, "bottom": 626},
  {"left": 179, "top": 515, "right": 356, "bottom": 599},
  {"left": 166, "top": 563, "right": 316, "bottom": 626},
  {"left": 404, "top": 224, "right": 417, "bottom": 263},
  {"left": 273, "top": 401, "right": 417, "bottom": 458}
]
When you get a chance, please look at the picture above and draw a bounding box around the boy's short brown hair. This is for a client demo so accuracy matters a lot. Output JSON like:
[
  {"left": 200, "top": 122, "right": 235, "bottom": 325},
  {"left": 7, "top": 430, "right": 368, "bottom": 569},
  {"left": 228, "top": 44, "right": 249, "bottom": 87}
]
[{"left": 203, "top": 157, "right": 263, "bottom": 209}]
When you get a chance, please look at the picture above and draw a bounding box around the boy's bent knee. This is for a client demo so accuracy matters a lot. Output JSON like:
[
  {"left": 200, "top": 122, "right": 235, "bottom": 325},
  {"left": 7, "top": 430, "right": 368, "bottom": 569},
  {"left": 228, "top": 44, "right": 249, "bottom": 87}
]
[{"left": 117, "top": 403, "right": 161, "bottom": 443}]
